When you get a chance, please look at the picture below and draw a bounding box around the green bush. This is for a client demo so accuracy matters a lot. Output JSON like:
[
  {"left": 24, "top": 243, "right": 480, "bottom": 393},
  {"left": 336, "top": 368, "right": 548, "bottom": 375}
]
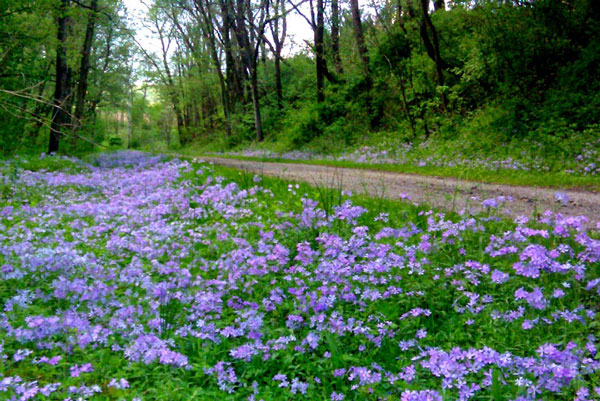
[{"left": 108, "top": 136, "right": 123, "bottom": 147}]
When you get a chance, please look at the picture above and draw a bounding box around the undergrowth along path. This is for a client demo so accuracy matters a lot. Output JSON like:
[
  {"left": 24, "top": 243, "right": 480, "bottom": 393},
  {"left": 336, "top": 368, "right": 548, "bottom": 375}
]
[{"left": 197, "top": 156, "right": 600, "bottom": 223}]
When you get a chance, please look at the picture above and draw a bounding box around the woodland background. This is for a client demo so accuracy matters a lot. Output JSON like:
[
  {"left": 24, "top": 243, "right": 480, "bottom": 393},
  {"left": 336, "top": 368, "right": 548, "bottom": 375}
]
[{"left": 1, "top": 0, "right": 599, "bottom": 159}]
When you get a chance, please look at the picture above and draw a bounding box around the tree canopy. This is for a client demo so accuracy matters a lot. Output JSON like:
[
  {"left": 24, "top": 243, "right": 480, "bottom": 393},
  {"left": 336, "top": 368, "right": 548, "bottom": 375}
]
[{"left": 1, "top": 0, "right": 599, "bottom": 155}]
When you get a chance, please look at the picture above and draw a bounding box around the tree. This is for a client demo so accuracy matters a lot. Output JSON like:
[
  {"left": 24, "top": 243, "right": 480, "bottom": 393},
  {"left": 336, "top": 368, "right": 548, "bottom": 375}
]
[
  {"left": 350, "top": 0, "right": 370, "bottom": 78},
  {"left": 74, "top": 0, "right": 99, "bottom": 130},
  {"left": 49, "top": 0, "right": 71, "bottom": 153},
  {"left": 417, "top": 0, "right": 447, "bottom": 111},
  {"left": 350, "top": 0, "right": 377, "bottom": 127},
  {"left": 136, "top": 2, "right": 187, "bottom": 146},
  {"left": 315, "top": 0, "right": 326, "bottom": 102},
  {"left": 230, "top": 0, "right": 271, "bottom": 141},
  {"left": 290, "top": 0, "right": 336, "bottom": 102},
  {"left": 267, "top": 0, "right": 287, "bottom": 109},
  {"left": 331, "top": 0, "right": 342, "bottom": 74},
  {"left": 0, "top": 0, "right": 133, "bottom": 154},
  {"left": 170, "top": 0, "right": 238, "bottom": 136}
]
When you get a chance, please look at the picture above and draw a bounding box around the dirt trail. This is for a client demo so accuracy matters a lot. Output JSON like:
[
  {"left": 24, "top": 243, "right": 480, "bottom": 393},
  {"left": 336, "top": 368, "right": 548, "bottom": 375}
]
[{"left": 198, "top": 156, "right": 600, "bottom": 223}]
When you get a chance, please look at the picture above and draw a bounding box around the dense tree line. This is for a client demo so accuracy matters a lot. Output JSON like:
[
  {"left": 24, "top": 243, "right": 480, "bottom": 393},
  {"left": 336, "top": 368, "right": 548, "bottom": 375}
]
[
  {"left": 1, "top": 0, "right": 599, "bottom": 155},
  {"left": 0, "top": 0, "right": 133, "bottom": 155}
]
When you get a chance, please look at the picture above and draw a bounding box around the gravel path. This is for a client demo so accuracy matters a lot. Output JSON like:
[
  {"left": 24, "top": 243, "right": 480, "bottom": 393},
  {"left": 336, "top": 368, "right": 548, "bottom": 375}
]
[{"left": 199, "top": 157, "right": 600, "bottom": 224}]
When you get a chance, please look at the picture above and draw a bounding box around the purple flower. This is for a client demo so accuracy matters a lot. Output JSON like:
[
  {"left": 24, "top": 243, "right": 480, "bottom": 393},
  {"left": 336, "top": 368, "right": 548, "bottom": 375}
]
[
  {"left": 108, "top": 378, "right": 130, "bottom": 389},
  {"left": 13, "top": 349, "right": 32, "bottom": 362},
  {"left": 204, "top": 362, "right": 238, "bottom": 393},
  {"left": 490, "top": 269, "right": 510, "bottom": 284},
  {"left": 290, "top": 377, "right": 308, "bottom": 394},
  {"left": 482, "top": 198, "right": 498, "bottom": 209},
  {"left": 400, "top": 389, "right": 443, "bottom": 401},
  {"left": 70, "top": 363, "right": 94, "bottom": 377},
  {"left": 303, "top": 332, "right": 320, "bottom": 350},
  {"left": 348, "top": 367, "right": 381, "bottom": 386},
  {"left": 286, "top": 314, "right": 304, "bottom": 329},
  {"left": 514, "top": 287, "right": 548, "bottom": 310},
  {"left": 273, "top": 373, "right": 289, "bottom": 388},
  {"left": 554, "top": 192, "right": 570, "bottom": 205},
  {"left": 3, "top": 151, "right": 599, "bottom": 400},
  {"left": 230, "top": 344, "right": 258, "bottom": 362}
]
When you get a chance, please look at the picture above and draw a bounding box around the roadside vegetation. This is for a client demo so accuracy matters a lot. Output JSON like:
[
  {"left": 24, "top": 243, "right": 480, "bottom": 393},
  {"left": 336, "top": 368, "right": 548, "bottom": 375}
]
[
  {"left": 1, "top": 151, "right": 599, "bottom": 400},
  {"left": 179, "top": 133, "right": 600, "bottom": 190}
]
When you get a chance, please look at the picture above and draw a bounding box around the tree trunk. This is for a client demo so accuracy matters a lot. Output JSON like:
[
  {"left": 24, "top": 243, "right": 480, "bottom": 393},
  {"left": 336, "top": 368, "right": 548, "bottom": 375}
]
[
  {"left": 230, "top": 0, "right": 266, "bottom": 141},
  {"left": 419, "top": 0, "right": 447, "bottom": 111},
  {"left": 173, "top": 101, "right": 184, "bottom": 145},
  {"left": 88, "top": 24, "right": 113, "bottom": 117},
  {"left": 127, "top": 96, "right": 132, "bottom": 149},
  {"left": 219, "top": 0, "right": 241, "bottom": 112},
  {"left": 269, "top": 0, "right": 286, "bottom": 109},
  {"left": 260, "top": 39, "right": 267, "bottom": 66},
  {"left": 74, "top": 0, "right": 98, "bottom": 130},
  {"left": 398, "top": 72, "right": 416, "bottom": 138},
  {"left": 396, "top": 0, "right": 407, "bottom": 31},
  {"left": 331, "top": 0, "right": 343, "bottom": 74},
  {"left": 49, "top": 0, "right": 70, "bottom": 154},
  {"left": 196, "top": 0, "right": 232, "bottom": 136},
  {"left": 350, "top": 0, "right": 376, "bottom": 126},
  {"left": 155, "top": 13, "right": 185, "bottom": 145},
  {"left": 350, "top": 0, "right": 370, "bottom": 77},
  {"left": 251, "top": 68, "right": 263, "bottom": 141},
  {"left": 64, "top": 66, "right": 74, "bottom": 125},
  {"left": 275, "top": 52, "right": 283, "bottom": 109},
  {"left": 315, "top": 0, "right": 325, "bottom": 102},
  {"left": 234, "top": 0, "right": 251, "bottom": 93}
]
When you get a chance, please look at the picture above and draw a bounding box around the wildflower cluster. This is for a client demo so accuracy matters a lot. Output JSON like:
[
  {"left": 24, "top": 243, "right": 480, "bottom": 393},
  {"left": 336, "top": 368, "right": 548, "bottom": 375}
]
[
  {"left": 0, "top": 151, "right": 598, "bottom": 400},
  {"left": 217, "top": 138, "right": 600, "bottom": 176}
]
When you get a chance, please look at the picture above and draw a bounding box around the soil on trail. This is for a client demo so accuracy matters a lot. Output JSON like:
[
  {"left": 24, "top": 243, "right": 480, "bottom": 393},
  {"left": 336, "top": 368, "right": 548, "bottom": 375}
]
[{"left": 199, "top": 157, "right": 600, "bottom": 224}]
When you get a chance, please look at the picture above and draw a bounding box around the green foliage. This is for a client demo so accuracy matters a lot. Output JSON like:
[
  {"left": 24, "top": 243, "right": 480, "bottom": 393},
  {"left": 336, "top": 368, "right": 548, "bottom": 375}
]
[
  {"left": 108, "top": 135, "right": 123, "bottom": 147},
  {"left": 218, "top": 0, "right": 600, "bottom": 162},
  {"left": 0, "top": 113, "right": 27, "bottom": 157},
  {"left": 3, "top": 0, "right": 598, "bottom": 167},
  {"left": 0, "top": 0, "right": 134, "bottom": 156},
  {"left": 371, "top": 28, "right": 411, "bottom": 73},
  {"left": 288, "top": 102, "right": 325, "bottom": 147}
]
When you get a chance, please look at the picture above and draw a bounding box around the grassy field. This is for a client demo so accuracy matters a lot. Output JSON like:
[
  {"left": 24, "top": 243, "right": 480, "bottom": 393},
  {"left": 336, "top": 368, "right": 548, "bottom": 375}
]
[{"left": 0, "top": 151, "right": 599, "bottom": 400}]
